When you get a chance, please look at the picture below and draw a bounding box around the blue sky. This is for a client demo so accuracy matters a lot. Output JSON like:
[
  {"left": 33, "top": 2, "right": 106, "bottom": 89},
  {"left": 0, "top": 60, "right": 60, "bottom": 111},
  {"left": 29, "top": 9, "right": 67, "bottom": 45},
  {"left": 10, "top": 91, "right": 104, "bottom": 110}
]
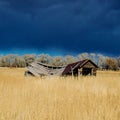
[{"left": 0, "top": 0, "right": 120, "bottom": 56}]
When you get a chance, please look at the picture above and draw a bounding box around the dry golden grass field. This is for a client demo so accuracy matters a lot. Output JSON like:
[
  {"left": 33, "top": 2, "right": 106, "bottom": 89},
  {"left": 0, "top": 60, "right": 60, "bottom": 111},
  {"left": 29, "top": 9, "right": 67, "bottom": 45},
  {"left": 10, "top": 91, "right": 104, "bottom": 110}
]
[{"left": 0, "top": 68, "right": 120, "bottom": 120}]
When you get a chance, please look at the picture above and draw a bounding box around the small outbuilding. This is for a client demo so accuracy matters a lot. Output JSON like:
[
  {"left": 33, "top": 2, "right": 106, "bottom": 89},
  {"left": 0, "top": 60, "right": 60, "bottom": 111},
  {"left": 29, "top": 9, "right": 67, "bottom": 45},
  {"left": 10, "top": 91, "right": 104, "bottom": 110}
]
[{"left": 62, "top": 59, "right": 98, "bottom": 76}]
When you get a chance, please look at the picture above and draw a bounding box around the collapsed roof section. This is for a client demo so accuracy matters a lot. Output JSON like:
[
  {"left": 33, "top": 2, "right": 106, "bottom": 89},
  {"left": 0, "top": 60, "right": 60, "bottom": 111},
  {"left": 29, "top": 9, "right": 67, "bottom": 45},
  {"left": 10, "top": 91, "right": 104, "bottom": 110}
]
[{"left": 25, "top": 61, "right": 66, "bottom": 77}]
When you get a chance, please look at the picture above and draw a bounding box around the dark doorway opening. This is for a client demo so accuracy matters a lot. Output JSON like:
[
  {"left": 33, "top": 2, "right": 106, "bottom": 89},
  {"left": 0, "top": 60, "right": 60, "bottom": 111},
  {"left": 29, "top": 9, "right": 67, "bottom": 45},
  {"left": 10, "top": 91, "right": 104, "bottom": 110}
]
[{"left": 82, "top": 68, "right": 92, "bottom": 76}]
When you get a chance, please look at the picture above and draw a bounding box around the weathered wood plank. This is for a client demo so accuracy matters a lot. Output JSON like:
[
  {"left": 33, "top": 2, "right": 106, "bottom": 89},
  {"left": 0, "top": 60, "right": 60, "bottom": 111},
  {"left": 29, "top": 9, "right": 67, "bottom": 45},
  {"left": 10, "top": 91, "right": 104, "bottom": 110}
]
[{"left": 28, "top": 62, "right": 66, "bottom": 76}]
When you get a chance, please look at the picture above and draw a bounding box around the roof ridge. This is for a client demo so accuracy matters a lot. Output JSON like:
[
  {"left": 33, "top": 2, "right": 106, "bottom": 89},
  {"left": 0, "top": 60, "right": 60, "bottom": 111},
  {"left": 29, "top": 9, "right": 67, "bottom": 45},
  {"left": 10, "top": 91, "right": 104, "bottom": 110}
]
[{"left": 73, "top": 59, "right": 88, "bottom": 70}]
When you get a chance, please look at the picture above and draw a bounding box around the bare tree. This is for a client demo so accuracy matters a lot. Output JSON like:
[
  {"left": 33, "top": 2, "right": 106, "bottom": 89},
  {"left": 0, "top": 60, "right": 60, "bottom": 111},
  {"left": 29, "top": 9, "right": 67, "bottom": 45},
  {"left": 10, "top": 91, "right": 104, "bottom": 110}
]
[
  {"left": 52, "top": 56, "right": 65, "bottom": 66},
  {"left": 117, "top": 56, "right": 120, "bottom": 69},
  {"left": 23, "top": 54, "right": 36, "bottom": 66},
  {"left": 90, "top": 53, "right": 96, "bottom": 63},
  {"left": 97, "top": 54, "right": 106, "bottom": 69},
  {"left": 0, "top": 55, "right": 4, "bottom": 67},
  {"left": 78, "top": 53, "right": 89, "bottom": 61},
  {"left": 15, "top": 56, "right": 26, "bottom": 67},
  {"left": 105, "top": 57, "right": 118, "bottom": 70},
  {"left": 36, "top": 54, "right": 52, "bottom": 64},
  {"left": 64, "top": 55, "right": 78, "bottom": 65}
]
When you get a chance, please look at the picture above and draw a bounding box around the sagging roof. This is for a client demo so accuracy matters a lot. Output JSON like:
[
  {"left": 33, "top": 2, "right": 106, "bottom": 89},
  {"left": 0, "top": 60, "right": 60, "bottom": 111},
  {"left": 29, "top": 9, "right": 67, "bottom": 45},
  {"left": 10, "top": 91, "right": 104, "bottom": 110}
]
[
  {"left": 62, "top": 59, "right": 98, "bottom": 75},
  {"left": 27, "top": 61, "right": 66, "bottom": 76}
]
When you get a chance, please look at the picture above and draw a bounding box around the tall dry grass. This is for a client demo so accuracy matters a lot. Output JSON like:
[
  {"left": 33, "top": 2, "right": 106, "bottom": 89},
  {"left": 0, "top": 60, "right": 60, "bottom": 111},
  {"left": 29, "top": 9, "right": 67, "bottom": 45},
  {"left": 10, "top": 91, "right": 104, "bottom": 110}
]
[{"left": 0, "top": 68, "right": 120, "bottom": 120}]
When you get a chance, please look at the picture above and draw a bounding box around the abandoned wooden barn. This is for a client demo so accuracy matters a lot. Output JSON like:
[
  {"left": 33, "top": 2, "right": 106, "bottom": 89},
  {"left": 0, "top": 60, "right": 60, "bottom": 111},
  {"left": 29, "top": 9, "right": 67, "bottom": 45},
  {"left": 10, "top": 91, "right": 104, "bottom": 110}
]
[
  {"left": 62, "top": 59, "right": 98, "bottom": 76},
  {"left": 25, "top": 59, "right": 98, "bottom": 77}
]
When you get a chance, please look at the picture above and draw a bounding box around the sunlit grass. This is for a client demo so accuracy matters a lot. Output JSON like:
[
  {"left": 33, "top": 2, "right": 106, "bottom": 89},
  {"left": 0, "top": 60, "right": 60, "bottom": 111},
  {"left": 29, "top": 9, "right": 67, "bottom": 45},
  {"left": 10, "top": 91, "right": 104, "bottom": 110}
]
[{"left": 0, "top": 68, "right": 120, "bottom": 120}]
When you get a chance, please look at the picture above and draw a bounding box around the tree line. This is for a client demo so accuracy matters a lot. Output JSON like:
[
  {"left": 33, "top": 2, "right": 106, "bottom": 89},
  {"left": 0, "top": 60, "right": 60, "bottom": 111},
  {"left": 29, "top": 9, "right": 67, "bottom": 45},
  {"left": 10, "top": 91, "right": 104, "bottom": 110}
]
[{"left": 0, "top": 53, "right": 120, "bottom": 70}]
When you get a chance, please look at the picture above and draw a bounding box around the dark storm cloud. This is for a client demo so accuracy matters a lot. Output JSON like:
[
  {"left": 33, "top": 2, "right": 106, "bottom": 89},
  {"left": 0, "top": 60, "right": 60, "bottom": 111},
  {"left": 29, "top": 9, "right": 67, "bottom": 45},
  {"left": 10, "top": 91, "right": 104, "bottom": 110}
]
[{"left": 0, "top": 0, "right": 120, "bottom": 55}]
